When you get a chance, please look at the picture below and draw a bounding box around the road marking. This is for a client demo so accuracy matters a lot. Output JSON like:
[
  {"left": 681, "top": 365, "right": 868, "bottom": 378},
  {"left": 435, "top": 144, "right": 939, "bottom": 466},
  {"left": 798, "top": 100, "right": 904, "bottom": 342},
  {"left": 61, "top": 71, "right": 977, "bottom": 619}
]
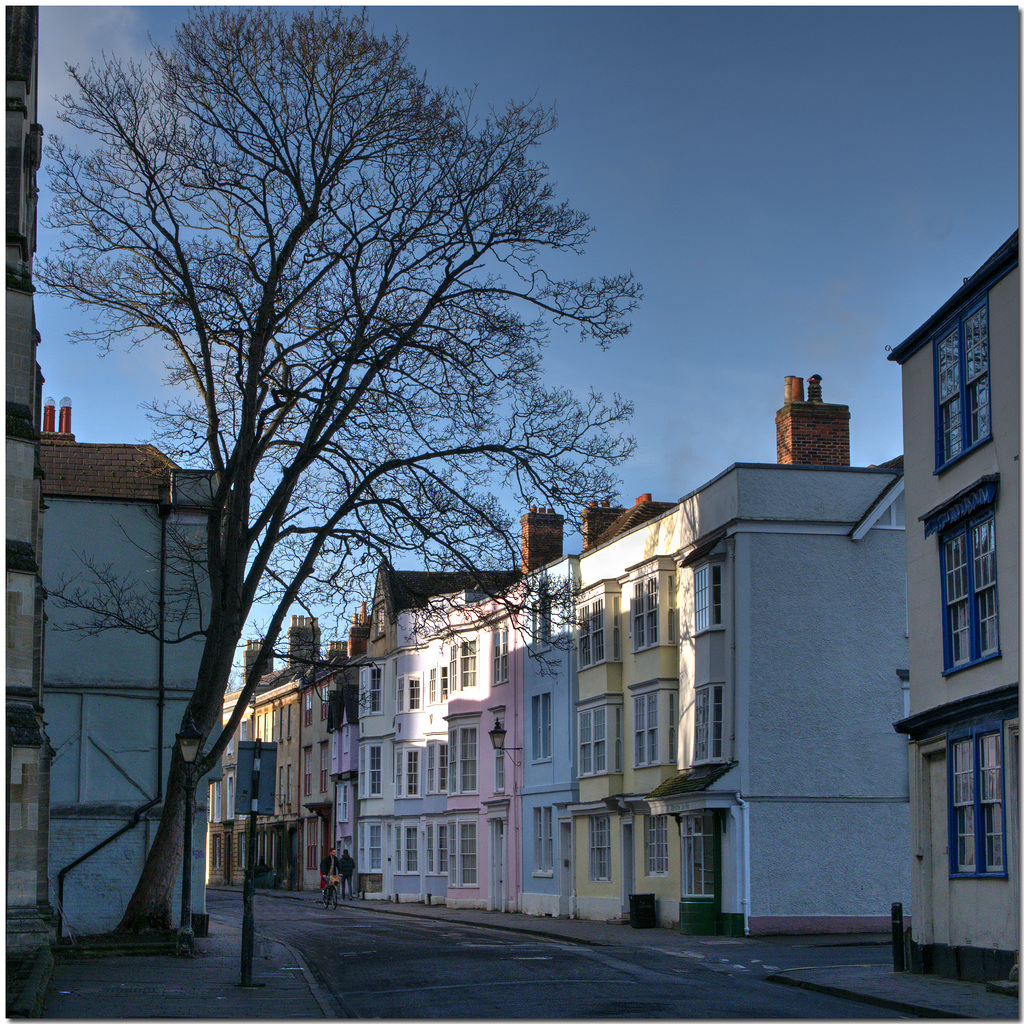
[{"left": 660, "top": 950, "right": 705, "bottom": 960}]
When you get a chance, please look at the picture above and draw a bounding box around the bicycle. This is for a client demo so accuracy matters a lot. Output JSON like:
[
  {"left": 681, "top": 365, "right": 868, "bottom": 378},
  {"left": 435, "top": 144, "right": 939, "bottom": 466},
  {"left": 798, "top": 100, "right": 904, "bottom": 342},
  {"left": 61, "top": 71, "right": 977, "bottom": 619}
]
[{"left": 322, "top": 873, "right": 339, "bottom": 909}]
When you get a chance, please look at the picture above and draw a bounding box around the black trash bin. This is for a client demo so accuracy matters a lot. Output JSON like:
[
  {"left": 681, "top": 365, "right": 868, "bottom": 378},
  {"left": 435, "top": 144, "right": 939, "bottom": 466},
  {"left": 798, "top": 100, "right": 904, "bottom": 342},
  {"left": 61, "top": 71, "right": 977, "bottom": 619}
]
[{"left": 629, "top": 893, "right": 656, "bottom": 929}]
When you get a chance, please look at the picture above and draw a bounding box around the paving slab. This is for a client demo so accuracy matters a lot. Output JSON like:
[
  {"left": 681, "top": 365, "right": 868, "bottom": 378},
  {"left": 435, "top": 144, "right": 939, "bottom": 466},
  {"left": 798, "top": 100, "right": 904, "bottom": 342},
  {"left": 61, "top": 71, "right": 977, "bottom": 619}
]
[
  {"left": 769, "top": 963, "right": 1019, "bottom": 1019},
  {"left": 41, "top": 922, "right": 329, "bottom": 1019}
]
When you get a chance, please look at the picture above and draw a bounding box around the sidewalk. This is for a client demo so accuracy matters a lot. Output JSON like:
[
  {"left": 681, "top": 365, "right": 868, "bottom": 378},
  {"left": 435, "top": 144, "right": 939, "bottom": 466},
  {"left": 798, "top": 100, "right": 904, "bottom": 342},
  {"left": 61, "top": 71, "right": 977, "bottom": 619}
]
[
  {"left": 29, "top": 885, "right": 1019, "bottom": 1019},
  {"left": 37, "top": 919, "right": 331, "bottom": 1019}
]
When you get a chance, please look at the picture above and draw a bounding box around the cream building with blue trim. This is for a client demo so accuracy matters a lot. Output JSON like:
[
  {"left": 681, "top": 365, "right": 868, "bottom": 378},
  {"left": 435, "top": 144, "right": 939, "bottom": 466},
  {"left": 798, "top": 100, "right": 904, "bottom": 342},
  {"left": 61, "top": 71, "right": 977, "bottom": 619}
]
[{"left": 889, "top": 232, "right": 1018, "bottom": 981}]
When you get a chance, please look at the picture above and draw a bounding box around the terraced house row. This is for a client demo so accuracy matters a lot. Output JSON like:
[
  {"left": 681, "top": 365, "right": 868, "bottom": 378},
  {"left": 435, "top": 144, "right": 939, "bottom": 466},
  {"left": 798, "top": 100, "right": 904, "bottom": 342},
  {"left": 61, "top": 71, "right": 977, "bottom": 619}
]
[{"left": 209, "top": 382, "right": 915, "bottom": 936}]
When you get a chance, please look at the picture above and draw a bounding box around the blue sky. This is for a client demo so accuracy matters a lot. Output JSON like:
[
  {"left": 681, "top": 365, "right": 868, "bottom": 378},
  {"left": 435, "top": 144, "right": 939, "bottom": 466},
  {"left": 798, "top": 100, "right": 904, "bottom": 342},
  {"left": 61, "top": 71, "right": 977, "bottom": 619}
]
[{"left": 36, "top": 5, "right": 1018, "bottom": 519}]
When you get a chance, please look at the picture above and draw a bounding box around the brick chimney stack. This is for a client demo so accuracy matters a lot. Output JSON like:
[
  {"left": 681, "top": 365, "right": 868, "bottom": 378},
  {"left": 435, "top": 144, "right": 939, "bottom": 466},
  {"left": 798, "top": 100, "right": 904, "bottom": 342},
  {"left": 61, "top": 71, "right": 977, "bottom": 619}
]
[
  {"left": 287, "top": 615, "right": 321, "bottom": 666},
  {"left": 581, "top": 499, "right": 625, "bottom": 551},
  {"left": 520, "top": 507, "right": 564, "bottom": 573},
  {"left": 775, "top": 374, "right": 850, "bottom": 467},
  {"left": 347, "top": 603, "right": 370, "bottom": 657},
  {"left": 42, "top": 396, "right": 75, "bottom": 441},
  {"left": 242, "top": 639, "right": 266, "bottom": 681}
]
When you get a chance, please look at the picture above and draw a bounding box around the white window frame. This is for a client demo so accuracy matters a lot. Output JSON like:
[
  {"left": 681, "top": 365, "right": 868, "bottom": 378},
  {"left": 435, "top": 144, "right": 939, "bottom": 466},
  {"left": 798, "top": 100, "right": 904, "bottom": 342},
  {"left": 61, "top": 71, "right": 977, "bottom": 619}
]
[
  {"left": 694, "top": 562, "right": 723, "bottom": 633},
  {"left": 406, "top": 748, "right": 420, "bottom": 797},
  {"left": 578, "top": 706, "right": 610, "bottom": 777},
  {"left": 457, "top": 820, "right": 478, "bottom": 886},
  {"left": 405, "top": 825, "right": 418, "bottom": 874},
  {"left": 632, "top": 575, "right": 658, "bottom": 651},
  {"left": 460, "top": 640, "right": 477, "bottom": 689},
  {"left": 533, "top": 806, "right": 553, "bottom": 874},
  {"left": 578, "top": 597, "right": 606, "bottom": 669},
  {"left": 588, "top": 814, "right": 611, "bottom": 882},
  {"left": 682, "top": 812, "right": 714, "bottom": 896},
  {"left": 633, "top": 692, "right": 659, "bottom": 767},
  {"left": 493, "top": 627, "right": 509, "bottom": 685},
  {"left": 493, "top": 748, "right": 505, "bottom": 793},
  {"left": 532, "top": 692, "right": 552, "bottom": 761},
  {"left": 408, "top": 674, "right": 421, "bottom": 711},
  {"left": 694, "top": 684, "right": 724, "bottom": 763},
  {"left": 361, "top": 664, "right": 382, "bottom": 715},
  {"left": 645, "top": 814, "right": 668, "bottom": 876},
  {"left": 368, "top": 743, "right": 382, "bottom": 797},
  {"left": 437, "top": 823, "right": 449, "bottom": 877}
]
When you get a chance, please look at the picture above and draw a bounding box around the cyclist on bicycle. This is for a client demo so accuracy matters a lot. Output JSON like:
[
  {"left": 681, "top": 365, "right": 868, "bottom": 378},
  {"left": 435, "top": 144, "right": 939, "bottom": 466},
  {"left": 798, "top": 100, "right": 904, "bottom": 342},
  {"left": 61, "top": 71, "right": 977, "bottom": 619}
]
[{"left": 319, "top": 847, "right": 342, "bottom": 904}]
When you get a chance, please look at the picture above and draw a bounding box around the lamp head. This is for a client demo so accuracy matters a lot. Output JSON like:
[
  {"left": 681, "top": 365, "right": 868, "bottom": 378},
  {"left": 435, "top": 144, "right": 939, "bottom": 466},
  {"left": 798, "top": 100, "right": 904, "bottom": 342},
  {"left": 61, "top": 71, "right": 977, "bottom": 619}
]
[
  {"left": 488, "top": 717, "right": 507, "bottom": 751},
  {"left": 177, "top": 712, "right": 203, "bottom": 764}
]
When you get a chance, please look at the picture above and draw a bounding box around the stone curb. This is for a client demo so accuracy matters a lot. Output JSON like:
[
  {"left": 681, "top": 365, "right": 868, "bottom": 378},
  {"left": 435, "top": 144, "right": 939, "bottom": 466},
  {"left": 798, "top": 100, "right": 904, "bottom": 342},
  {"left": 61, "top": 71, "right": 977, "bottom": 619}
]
[{"left": 768, "top": 971, "right": 968, "bottom": 1020}]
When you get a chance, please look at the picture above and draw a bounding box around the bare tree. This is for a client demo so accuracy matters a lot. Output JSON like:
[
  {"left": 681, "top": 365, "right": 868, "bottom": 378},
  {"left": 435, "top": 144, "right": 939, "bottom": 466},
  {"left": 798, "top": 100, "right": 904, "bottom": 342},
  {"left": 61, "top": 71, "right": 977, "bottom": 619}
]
[{"left": 40, "top": 7, "right": 639, "bottom": 931}]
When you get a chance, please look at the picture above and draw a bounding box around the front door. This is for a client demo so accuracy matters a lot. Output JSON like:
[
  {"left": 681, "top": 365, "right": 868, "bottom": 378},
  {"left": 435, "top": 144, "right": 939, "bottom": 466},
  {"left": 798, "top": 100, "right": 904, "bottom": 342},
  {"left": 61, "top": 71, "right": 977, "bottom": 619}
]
[
  {"left": 558, "top": 819, "right": 572, "bottom": 918},
  {"left": 620, "top": 818, "right": 633, "bottom": 916},
  {"left": 489, "top": 818, "right": 506, "bottom": 911}
]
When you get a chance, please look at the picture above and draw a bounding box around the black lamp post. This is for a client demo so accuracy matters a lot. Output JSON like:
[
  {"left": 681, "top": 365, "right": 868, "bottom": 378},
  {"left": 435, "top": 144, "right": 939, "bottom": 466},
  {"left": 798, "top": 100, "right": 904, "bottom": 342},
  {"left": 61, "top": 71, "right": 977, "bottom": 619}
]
[
  {"left": 488, "top": 717, "right": 522, "bottom": 766},
  {"left": 176, "top": 712, "right": 203, "bottom": 957}
]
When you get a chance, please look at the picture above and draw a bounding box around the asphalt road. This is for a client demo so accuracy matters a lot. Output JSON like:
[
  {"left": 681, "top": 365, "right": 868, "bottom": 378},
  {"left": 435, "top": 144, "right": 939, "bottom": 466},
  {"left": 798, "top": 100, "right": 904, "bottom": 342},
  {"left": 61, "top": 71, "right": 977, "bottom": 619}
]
[{"left": 207, "top": 891, "right": 908, "bottom": 1019}]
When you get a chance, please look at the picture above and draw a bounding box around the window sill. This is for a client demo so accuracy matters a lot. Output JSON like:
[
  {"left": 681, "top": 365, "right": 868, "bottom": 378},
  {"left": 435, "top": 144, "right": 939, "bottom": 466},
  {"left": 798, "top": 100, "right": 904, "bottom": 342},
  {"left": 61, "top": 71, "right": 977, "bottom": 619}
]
[
  {"left": 693, "top": 626, "right": 725, "bottom": 638},
  {"left": 949, "top": 869, "right": 1008, "bottom": 880},
  {"left": 934, "top": 433, "right": 993, "bottom": 475},
  {"left": 942, "top": 650, "right": 1001, "bottom": 677},
  {"left": 532, "top": 870, "right": 554, "bottom": 879}
]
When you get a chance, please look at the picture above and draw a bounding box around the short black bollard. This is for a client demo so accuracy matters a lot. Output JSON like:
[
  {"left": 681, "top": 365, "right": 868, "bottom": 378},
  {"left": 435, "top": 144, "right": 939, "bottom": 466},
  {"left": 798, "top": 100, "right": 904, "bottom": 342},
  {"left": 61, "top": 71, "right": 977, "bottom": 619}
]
[{"left": 891, "top": 903, "right": 905, "bottom": 972}]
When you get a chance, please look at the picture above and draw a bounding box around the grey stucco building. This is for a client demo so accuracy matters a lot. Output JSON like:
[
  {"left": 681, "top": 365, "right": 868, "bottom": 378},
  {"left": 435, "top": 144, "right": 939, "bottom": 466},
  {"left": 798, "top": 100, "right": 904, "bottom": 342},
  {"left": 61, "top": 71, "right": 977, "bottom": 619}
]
[{"left": 40, "top": 420, "right": 213, "bottom": 936}]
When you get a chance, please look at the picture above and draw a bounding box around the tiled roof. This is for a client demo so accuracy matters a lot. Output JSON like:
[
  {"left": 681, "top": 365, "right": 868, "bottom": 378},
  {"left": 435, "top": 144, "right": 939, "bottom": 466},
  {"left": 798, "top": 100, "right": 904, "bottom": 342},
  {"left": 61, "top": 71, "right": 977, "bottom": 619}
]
[
  {"left": 39, "top": 438, "right": 178, "bottom": 503},
  {"left": 390, "top": 567, "right": 522, "bottom": 612},
  {"left": 646, "top": 761, "right": 737, "bottom": 801},
  {"left": 596, "top": 500, "right": 676, "bottom": 547}
]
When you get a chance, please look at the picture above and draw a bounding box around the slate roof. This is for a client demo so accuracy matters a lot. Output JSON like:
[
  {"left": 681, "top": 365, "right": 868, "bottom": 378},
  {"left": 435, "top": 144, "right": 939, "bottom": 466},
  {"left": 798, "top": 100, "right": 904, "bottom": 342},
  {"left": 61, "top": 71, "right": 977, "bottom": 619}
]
[
  {"left": 594, "top": 499, "right": 676, "bottom": 547},
  {"left": 646, "top": 761, "right": 737, "bottom": 801},
  {"left": 39, "top": 438, "right": 178, "bottom": 503},
  {"left": 388, "top": 566, "right": 522, "bottom": 613}
]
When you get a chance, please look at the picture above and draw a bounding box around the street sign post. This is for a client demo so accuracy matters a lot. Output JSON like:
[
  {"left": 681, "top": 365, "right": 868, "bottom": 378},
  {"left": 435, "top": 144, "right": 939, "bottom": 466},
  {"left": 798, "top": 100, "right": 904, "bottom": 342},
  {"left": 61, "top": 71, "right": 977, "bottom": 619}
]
[{"left": 237, "top": 739, "right": 277, "bottom": 987}]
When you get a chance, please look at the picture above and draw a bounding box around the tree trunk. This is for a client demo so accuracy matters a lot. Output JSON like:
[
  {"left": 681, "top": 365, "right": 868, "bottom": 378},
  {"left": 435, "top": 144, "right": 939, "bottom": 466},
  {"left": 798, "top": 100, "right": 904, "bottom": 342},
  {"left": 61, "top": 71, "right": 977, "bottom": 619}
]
[{"left": 116, "top": 753, "right": 187, "bottom": 932}]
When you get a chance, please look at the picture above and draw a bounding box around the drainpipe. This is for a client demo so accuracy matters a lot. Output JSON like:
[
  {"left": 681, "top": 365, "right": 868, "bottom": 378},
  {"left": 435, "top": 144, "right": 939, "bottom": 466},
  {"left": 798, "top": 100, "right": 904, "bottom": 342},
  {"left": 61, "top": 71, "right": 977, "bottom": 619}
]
[
  {"left": 56, "top": 490, "right": 173, "bottom": 937},
  {"left": 735, "top": 794, "right": 750, "bottom": 936}
]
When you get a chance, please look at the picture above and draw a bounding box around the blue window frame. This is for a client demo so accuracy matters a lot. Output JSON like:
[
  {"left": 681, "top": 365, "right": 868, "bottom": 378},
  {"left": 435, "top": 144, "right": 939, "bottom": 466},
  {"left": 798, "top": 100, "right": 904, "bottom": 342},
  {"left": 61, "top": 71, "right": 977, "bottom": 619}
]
[
  {"left": 939, "top": 511, "right": 999, "bottom": 673},
  {"left": 948, "top": 726, "right": 1006, "bottom": 877},
  {"left": 933, "top": 300, "right": 990, "bottom": 471}
]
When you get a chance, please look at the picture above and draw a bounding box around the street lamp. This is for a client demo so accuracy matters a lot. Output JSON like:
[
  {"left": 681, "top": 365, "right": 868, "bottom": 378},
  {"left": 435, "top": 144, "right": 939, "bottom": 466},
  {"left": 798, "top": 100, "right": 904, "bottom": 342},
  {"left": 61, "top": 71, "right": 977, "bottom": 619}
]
[
  {"left": 488, "top": 717, "right": 522, "bottom": 767},
  {"left": 176, "top": 712, "right": 203, "bottom": 957}
]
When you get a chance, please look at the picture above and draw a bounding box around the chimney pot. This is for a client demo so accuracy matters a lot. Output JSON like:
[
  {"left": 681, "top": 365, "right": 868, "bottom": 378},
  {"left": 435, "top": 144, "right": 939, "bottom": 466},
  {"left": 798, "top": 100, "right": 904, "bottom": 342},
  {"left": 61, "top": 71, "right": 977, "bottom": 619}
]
[
  {"left": 58, "top": 397, "right": 72, "bottom": 434},
  {"left": 636, "top": 493, "right": 652, "bottom": 506},
  {"left": 601, "top": 500, "right": 610, "bottom": 508},
  {"left": 776, "top": 375, "right": 848, "bottom": 466},
  {"left": 43, "top": 397, "right": 55, "bottom": 433}
]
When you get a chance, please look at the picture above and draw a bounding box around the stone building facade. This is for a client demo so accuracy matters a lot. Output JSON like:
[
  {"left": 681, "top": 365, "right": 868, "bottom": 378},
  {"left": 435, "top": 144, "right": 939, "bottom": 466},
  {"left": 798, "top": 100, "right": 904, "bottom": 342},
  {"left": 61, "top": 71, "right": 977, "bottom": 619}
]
[{"left": 6, "top": 5, "right": 54, "bottom": 952}]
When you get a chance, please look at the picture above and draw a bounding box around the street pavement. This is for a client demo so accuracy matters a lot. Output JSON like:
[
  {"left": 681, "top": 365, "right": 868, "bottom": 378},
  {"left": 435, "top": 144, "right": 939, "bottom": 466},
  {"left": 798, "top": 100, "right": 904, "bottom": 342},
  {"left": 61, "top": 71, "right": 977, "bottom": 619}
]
[{"left": 34, "top": 885, "right": 1019, "bottom": 1019}]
